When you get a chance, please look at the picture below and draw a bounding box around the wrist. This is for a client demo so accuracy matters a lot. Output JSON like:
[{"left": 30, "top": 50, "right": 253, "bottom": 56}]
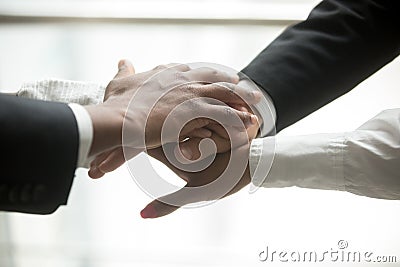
[
  {"left": 235, "top": 142, "right": 252, "bottom": 187},
  {"left": 84, "top": 104, "right": 124, "bottom": 157}
]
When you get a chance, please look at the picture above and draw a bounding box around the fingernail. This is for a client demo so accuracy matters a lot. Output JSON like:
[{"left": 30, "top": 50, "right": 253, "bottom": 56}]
[
  {"left": 250, "top": 115, "right": 258, "bottom": 125},
  {"left": 240, "top": 106, "right": 249, "bottom": 112},
  {"left": 88, "top": 166, "right": 98, "bottom": 178},
  {"left": 98, "top": 162, "right": 107, "bottom": 173},
  {"left": 201, "top": 130, "right": 212, "bottom": 138},
  {"left": 232, "top": 74, "right": 240, "bottom": 83},
  {"left": 181, "top": 146, "right": 193, "bottom": 160},
  {"left": 140, "top": 205, "right": 157, "bottom": 219},
  {"left": 247, "top": 91, "right": 255, "bottom": 100}
]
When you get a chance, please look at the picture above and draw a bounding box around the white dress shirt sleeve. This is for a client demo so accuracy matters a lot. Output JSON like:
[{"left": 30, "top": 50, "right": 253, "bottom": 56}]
[
  {"left": 249, "top": 109, "right": 400, "bottom": 200},
  {"left": 17, "top": 78, "right": 106, "bottom": 167}
]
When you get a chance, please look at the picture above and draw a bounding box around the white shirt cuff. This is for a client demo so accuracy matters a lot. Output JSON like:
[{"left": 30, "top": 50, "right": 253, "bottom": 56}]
[
  {"left": 68, "top": 103, "right": 93, "bottom": 168},
  {"left": 18, "top": 79, "right": 105, "bottom": 105},
  {"left": 249, "top": 137, "right": 275, "bottom": 187},
  {"left": 249, "top": 133, "right": 346, "bottom": 191}
]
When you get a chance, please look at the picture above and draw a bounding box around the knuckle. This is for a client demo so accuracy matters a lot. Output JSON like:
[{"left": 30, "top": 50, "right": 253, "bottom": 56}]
[
  {"left": 205, "top": 67, "right": 219, "bottom": 77},
  {"left": 201, "top": 67, "right": 217, "bottom": 76},
  {"left": 245, "top": 90, "right": 255, "bottom": 100},
  {"left": 187, "top": 98, "right": 201, "bottom": 110},
  {"left": 225, "top": 107, "right": 234, "bottom": 118},
  {"left": 153, "top": 64, "right": 167, "bottom": 70},
  {"left": 182, "top": 83, "right": 201, "bottom": 95},
  {"left": 226, "top": 84, "right": 236, "bottom": 95},
  {"left": 211, "top": 69, "right": 219, "bottom": 76},
  {"left": 193, "top": 118, "right": 207, "bottom": 129},
  {"left": 173, "top": 71, "right": 189, "bottom": 82},
  {"left": 179, "top": 63, "right": 190, "bottom": 71}
]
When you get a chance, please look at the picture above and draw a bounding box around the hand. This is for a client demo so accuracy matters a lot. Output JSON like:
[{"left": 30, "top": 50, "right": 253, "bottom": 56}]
[
  {"left": 178, "top": 78, "right": 263, "bottom": 160},
  {"left": 87, "top": 60, "right": 261, "bottom": 177},
  {"left": 140, "top": 142, "right": 252, "bottom": 218},
  {"left": 179, "top": 103, "right": 260, "bottom": 160}
]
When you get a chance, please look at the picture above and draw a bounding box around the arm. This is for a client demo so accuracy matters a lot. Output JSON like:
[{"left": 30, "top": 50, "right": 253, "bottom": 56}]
[
  {"left": 0, "top": 95, "right": 79, "bottom": 214},
  {"left": 2, "top": 61, "right": 259, "bottom": 215},
  {"left": 140, "top": 108, "right": 400, "bottom": 219},
  {"left": 242, "top": 0, "right": 400, "bottom": 131},
  {"left": 17, "top": 79, "right": 107, "bottom": 168},
  {"left": 250, "top": 109, "right": 400, "bottom": 200}
]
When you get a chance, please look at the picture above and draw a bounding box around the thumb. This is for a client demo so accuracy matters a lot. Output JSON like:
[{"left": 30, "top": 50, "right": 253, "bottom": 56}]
[
  {"left": 98, "top": 147, "right": 142, "bottom": 173},
  {"left": 140, "top": 185, "right": 205, "bottom": 219},
  {"left": 114, "top": 59, "right": 135, "bottom": 79},
  {"left": 140, "top": 199, "right": 180, "bottom": 219},
  {"left": 180, "top": 135, "right": 231, "bottom": 160}
]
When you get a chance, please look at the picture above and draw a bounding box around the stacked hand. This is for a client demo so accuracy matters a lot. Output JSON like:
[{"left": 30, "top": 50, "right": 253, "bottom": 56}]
[{"left": 85, "top": 60, "right": 261, "bottom": 218}]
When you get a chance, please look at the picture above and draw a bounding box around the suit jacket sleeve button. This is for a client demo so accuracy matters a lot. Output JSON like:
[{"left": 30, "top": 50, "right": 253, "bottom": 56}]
[
  {"left": 0, "top": 184, "right": 8, "bottom": 201},
  {"left": 33, "top": 185, "right": 46, "bottom": 202},
  {"left": 21, "top": 184, "right": 33, "bottom": 203},
  {"left": 8, "top": 186, "right": 19, "bottom": 203}
]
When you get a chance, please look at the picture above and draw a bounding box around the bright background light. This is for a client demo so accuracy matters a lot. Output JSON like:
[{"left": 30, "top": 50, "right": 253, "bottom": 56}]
[{"left": 0, "top": 1, "right": 399, "bottom": 266}]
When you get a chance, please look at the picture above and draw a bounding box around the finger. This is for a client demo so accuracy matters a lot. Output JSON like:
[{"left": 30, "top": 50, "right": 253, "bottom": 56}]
[
  {"left": 114, "top": 59, "right": 135, "bottom": 79},
  {"left": 228, "top": 104, "right": 260, "bottom": 139},
  {"left": 184, "top": 128, "right": 212, "bottom": 139},
  {"left": 180, "top": 108, "right": 256, "bottom": 136},
  {"left": 98, "top": 147, "right": 141, "bottom": 173},
  {"left": 88, "top": 165, "right": 106, "bottom": 179},
  {"left": 200, "top": 83, "right": 262, "bottom": 105},
  {"left": 146, "top": 146, "right": 188, "bottom": 180},
  {"left": 167, "top": 63, "right": 191, "bottom": 72},
  {"left": 146, "top": 147, "right": 165, "bottom": 162},
  {"left": 88, "top": 151, "right": 113, "bottom": 179},
  {"left": 179, "top": 117, "right": 212, "bottom": 137},
  {"left": 186, "top": 67, "right": 239, "bottom": 84},
  {"left": 153, "top": 63, "right": 190, "bottom": 72},
  {"left": 97, "top": 148, "right": 125, "bottom": 173},
  {"left": 179, "top": 116, "right": 246, "bottom": 139},
  {"left": 230, "top": 104, "right": 249, "bottom": 112},
  {"left": 140, "top": 185, "right": 201, "bottom": 219},
  {"left": 205, "top": 122, "right": 252, "bottom": 150},
  {"left": 141, "top": 168, "right": 250, "bottom": 219},
  {"left": 180, "top": 135, "right": 231, "bottom": 160},
  {"left": 141, "top": 166, "right": 239, "bottom": 219},
  {"left": 141, "top": 199, "right": 180, "bottom": 219},
  {"left": 206, "top": 119, "right": 259, "bottom": 142},
  {"left": 205, "top": 123, "right": 229, "bottom": 139},
  {"left": 90, "top": 150, "right": 111, "bottom": 168},
  {"left": 206, "top": 105, "right": 258, "bottom": 128}
]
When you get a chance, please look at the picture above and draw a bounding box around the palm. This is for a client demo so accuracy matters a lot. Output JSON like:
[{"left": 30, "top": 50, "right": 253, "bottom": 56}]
[{"left": 141, "top": 143, "right": 251, "bottom": 218}]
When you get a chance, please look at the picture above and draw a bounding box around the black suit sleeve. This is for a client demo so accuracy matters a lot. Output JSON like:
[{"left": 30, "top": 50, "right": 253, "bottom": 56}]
[
  {"left": 0, "top": 94, "right": 79, "bottom": 214},
  {"left": 242, "top": 0, "right": 400, "bottom": 132}
]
